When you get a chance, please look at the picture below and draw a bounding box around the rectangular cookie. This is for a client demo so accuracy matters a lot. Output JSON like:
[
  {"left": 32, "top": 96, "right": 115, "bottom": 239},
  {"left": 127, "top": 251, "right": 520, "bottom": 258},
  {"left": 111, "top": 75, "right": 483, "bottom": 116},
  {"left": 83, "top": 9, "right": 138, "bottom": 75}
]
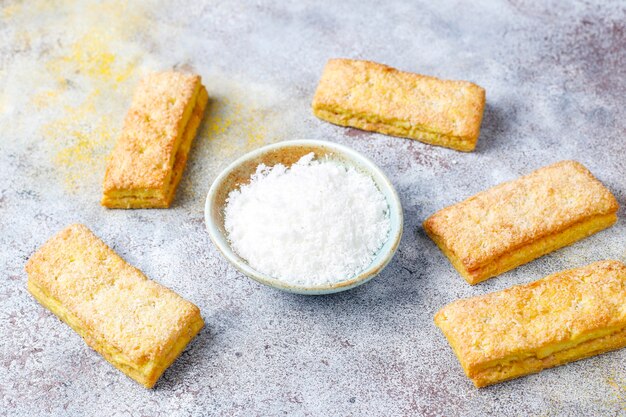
[
  {"left": 25, "top": 224, "right": 204, "bottom": 388},
  {"left": 311, "top": 58, "right": 486, "bottom": 151},
  {"left": 435, "top": 260, "right": 626, "bottom": 388},
  {"left": 424, "top": 160, "right": 618, "bottom": 284},
  {"left": 102, "top": 71, "right": 209, "bottom": 208}
]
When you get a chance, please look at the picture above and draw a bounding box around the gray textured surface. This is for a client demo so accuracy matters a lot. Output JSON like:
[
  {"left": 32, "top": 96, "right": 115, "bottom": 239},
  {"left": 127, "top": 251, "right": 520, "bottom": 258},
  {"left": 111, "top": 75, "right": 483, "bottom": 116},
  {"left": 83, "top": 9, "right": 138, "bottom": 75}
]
[{"left": 1, "top": 0, "right": 625, "bottom": 416}]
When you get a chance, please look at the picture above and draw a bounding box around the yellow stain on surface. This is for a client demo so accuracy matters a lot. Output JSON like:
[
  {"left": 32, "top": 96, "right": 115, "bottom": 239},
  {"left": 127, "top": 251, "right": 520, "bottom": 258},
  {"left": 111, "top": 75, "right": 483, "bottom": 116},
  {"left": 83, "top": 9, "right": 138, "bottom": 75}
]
[
  {"left": 19, "top": 0, "right": 150, "bottom": 192},
  {"left": 46, "top": 32, "right": 136, "bottom": 86},
  {"left": 40, "top": 31, "right": 138, "bottom": 191},
  {"left": 173, "top": 74, "right": 294, "bottom": 202},
  {"left": 205, "top": 98, "right": 270, "bottom": 148},
  {"left": 31, "top": 84, "right": 67, "bottom": 110},
  {"left": 2, "top": 3, "right": 21, "bottom": 18},
  {"left": 203, "top": 89, "right": 281, "bottom": 159},
  {"left": 8, "top": 0, "right": 292, "bottom": 196},
  {"left": 41, "top": 91, "right": 115, "bottom": 190},
  {"left": 607, "top": 375, "right": 626, "bottom": 410}
]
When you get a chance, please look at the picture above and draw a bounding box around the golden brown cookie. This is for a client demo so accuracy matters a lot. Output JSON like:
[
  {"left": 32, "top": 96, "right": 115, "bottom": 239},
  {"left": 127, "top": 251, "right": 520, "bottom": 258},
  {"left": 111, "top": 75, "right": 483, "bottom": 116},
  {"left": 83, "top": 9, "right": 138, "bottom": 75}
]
[
  {"left": 435, "top": 260, "right": 626, "bottom": 387},
  {"left": 102, "top": 71, "right": 208, "bottom": 208},
  {"left": 424, "top": 161, "right": 618, "bottom": 284},
  {"left": 312, "top": 59, "right": 485, "bottom": 151},
  {"left": 26, "top": 224, "right": 204, "bottom": 388}
]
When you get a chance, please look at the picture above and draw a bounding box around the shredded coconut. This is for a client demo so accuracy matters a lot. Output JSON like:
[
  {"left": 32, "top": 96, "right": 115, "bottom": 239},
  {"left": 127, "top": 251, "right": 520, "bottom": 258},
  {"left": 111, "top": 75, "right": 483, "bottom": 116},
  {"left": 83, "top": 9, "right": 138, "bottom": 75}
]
[{"left": 223, "top": 153, "right": 391, "bottom": 286}]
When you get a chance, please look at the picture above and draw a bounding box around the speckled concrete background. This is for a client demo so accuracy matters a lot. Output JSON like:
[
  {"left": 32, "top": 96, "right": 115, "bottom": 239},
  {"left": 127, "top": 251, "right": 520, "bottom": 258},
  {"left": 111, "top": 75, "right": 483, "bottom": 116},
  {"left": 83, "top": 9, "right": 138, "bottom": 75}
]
[{"left": 1, "top": 1, "right": 625, "bottom": 416}]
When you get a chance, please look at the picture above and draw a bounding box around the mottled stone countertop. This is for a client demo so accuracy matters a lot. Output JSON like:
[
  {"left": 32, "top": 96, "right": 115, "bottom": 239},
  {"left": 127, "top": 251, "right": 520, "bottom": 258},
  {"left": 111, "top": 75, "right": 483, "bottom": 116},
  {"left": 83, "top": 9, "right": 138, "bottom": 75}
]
[{"left": 1, "top": 1, "right": 625, "bottom": 416}]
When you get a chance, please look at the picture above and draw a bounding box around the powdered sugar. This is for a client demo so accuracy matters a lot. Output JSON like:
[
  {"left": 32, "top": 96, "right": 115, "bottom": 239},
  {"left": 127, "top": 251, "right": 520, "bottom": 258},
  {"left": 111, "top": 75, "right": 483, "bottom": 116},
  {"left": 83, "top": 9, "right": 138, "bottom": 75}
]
[{"left": 223, "top": 153, "right": 391, "bottom": 286}]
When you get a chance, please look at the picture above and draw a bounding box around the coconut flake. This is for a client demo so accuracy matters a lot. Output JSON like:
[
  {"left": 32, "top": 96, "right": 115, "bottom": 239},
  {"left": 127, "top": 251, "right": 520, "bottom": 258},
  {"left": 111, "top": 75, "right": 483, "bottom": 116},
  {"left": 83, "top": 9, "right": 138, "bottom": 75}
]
[{"left": 223, "top": 153, "right": 391, "bottom": 286}]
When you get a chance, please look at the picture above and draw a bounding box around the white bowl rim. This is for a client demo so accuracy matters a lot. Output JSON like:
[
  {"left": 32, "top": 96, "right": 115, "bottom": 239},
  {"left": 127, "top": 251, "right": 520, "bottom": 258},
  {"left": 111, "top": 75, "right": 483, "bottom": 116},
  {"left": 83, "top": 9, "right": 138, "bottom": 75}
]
[{"left": 204, "top": 139, "right": 404, "bottom": 295}]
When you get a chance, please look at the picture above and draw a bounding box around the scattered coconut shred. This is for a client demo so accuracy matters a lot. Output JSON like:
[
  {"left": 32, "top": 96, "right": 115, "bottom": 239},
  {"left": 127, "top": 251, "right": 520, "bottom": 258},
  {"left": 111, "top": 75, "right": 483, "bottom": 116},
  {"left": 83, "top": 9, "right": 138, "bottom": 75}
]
[{"left": 224, "top": 153, "right": 391, "bottom": 286}]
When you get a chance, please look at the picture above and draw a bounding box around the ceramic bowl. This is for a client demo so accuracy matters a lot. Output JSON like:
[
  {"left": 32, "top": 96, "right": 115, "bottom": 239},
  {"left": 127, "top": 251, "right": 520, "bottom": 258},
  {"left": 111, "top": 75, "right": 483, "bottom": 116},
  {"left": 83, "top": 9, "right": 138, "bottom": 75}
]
[{"left": 205, "top": 139, "right": 403, "bottom": 295}]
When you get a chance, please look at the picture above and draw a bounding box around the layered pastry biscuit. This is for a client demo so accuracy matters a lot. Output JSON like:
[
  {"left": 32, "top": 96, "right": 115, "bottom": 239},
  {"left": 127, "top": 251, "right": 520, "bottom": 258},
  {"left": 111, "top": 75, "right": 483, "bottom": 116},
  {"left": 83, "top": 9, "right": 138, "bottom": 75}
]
[
  {"left": 25, "top": 224, "right": 204, "bottom": 388},
  {"left": 311, "top": 58, "right": 486, "bottom": 151},
  {"left": 424, "top": 161, "right": 618, "bottom": 284},
  {"left": 102, "top": 71, "right": 209, "bottom": 208},
  {"left": 435, "top": 260, "right": 626, "bottom": 388}
]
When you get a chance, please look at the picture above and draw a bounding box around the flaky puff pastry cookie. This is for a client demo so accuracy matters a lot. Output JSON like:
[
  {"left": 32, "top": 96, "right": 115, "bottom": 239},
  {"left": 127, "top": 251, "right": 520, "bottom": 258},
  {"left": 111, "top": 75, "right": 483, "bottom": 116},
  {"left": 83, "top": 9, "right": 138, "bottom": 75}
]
[
  {"left": 424, "top": 161, "right": 618, "bottom": 284},
  {"left": 26, "top": 224, "right": 204, "bottom": 388},
  {"left": 102, "top": 71, "right": 208, "bottom": 208},
  {"left": 312, "top": 59, "right": 485, "bottom": 151},
  {"left": 435, "top": 261, "right": 626, "bottom": 387}
]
